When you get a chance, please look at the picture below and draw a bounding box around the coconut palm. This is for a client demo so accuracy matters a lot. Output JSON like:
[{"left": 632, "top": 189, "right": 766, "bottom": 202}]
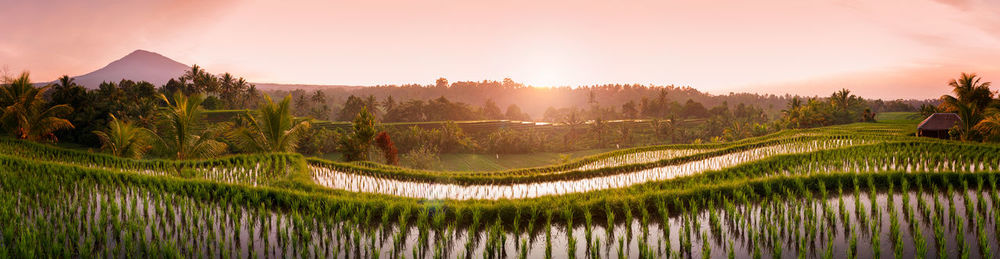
[
  {"left": 181, "top": 64, "right": 219, "bottom": 94},
  {"left": 93, "top": 114, "right": 155, "bottom": 158},
  {"left": 830, "top": 89, "right": 853, "bottom": 112},
  {"left": 974, "top": 108, "right": 1000, "bottom": 141},
  {"left": 55, "top": 75, "right": 75, "bottom": 89},
  {"left": 228, "top": 95, "right": 311, "bottom": 153},
  {"left": 0, "top": 72, "right": 74, "bottom": 142},
  {"left": 942, "top": 96, "right": 982, "bottom": 141},
  {"left": 154, "top": 92, "right": 228, "bottom": 160},
  {"left": 941, "top": 73, "right": 994, "bottom": 140},
  {"left": 945, "top": 73, "right": 993, "bottom": 111}
]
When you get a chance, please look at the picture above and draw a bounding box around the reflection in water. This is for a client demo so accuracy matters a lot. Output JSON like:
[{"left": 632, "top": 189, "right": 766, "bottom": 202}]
[
  {"left": 312, "top": 140, "right": 869, "bottom": 200},
  {"left": 9, "top": 182, "right": 996, "bottom": 258}
]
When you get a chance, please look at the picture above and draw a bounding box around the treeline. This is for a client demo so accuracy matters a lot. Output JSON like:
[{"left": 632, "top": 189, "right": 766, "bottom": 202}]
[
  {"left": 268, "top": 77, "right": 927, "bottom": 123},
  {"left": 39, "top": 66, "right": 263, "bottom": 146},
  {"left": 290, "top": 88, "right": 769, "bottom": 124},
  {"left": 779, "top": 89, "right": 876, "bottom": 128},
  {"left": 1, "top": 70, "right": 330, "bottom": 163}
]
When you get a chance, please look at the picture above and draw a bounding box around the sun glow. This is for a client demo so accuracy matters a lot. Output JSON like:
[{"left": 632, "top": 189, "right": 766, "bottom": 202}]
[{"left": 510, "top": 40, "right": 586, "bottom": 88}]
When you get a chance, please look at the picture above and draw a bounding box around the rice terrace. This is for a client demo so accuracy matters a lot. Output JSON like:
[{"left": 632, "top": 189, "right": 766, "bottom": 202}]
[{"left": 5, "top": 1, "right": 1000, "bottom": 258}]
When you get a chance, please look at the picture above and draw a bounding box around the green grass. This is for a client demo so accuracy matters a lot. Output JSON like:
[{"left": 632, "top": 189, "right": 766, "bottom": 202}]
[
  {"left": 430, "top": 149, "right": 616, "bottom": 171},
  {"left": 875, "top": 112, "right": 922, "bottom": 123}
]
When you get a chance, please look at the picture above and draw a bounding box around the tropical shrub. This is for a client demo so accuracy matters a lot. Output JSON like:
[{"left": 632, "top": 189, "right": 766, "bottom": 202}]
[
  {"left": 0, "top": 72, "right": 74, "bottom": 142},
  {"left": 153, "top": 92, "right": 229, "bottom": 160},
  {"left": 227, "top": 94, "right": 311, "bottom": 153},
  {"left": 92, "top": 114, "right": 155, "bottom": 158}
]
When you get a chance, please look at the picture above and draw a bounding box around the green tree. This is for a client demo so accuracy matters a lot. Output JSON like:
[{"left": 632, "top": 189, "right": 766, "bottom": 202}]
[
  {"left": 228, "top": 95, "right": 311, "bottom": 153},
  {"left": 339, "top": 107, "right": 378, "bottom": 161},
  {"left": 93, "top": 114, "right": 155, "bottom": 158},
  {"left": 154, "top": 92, "right": 228, "bottom": 160},
  {"left": 0, "top": 72, "right": 74, "bottom": 142},
  {"left": 309, "top": 90, "right": 331, "bottom": 119},
  {"left": 621, "top": 100, "right": 639, "bottom": 119},
  {"left": 338, "top": 95, "right": 372, "bottom": 121},
  {"left": 940, "top": 73, "right": 993, "bottom": 140},
  {"left": 435, "top": 77, "right": 449, "bottom": 88},
  {"left": 182, "top": 64, "right": 219, "bottom": 94},
  {"left": 829, "top": 89, "right": 864, "bottom": 124},
  {"left": 505, "top": 104, "right": 530, "bottom": 121},
  {"left": 974, "top": 108, "right": 1000, "bottom": 141},
  {"left": 590, "top": 118, "right": 610, "bottom": 147},
  {"left": 482, "top": 99, "right": 503, "bottom": 119}
]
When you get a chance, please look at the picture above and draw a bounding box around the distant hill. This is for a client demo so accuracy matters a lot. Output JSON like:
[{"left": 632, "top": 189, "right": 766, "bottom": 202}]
[
  {"left": 65, "top": 49, "right": 360, "bottom": 91},
  {"left": 69, "top": 49, "right": 190, "bottom": 88}
]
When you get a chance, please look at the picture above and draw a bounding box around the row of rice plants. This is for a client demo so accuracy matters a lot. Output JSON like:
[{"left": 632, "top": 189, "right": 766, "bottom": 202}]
[{"left": 311, "top": 138, "right": 877, "bottom": 199}]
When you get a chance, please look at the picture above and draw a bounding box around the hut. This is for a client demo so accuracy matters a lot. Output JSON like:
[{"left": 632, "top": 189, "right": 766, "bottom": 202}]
[{"left": 917, "top": 113, "right": 961, "bottom": 139}]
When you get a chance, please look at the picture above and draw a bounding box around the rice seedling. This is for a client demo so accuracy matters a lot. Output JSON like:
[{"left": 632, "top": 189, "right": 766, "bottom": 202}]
[
  {"left": 617, "top": 239, "right": 625, "bottom": 259},
  {"left": 701, "top": 231, "right": 711, "bottom": 259},
  {"left": 545, "top": 211, "right": 553, "bottom": 259},
  {"left": 564, "top": 207, "right": 577, "bottom": 259},
  {"left": 976, "top": 213, "right": 990, "bottom": 259},
  {"left": 4, "top": 123, "right": 1000, "bottom": 258},
  {"left": 657, "top": 199, "right": 673, "bottom": 257}
]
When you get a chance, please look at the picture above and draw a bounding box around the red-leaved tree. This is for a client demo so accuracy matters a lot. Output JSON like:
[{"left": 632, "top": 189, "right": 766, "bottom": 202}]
[{"left": 374, "top": 132, "right": 399, "bottom": 165}]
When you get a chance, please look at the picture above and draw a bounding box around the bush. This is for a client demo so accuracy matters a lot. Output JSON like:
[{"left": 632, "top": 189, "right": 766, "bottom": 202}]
[
  {"left": 297, "top": 127, "right": 340, "bottom": 155},
  {"left": 179, "top": 168, "right": 200, "bottom": 179},
  {"left": 401, "top": 145, "right": 441, "bottom": 170}
]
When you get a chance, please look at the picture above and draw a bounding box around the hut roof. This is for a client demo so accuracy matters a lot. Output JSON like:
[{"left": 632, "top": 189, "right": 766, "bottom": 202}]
[{"left": 917, "top": 113, "right": 961, "bottom": 131}]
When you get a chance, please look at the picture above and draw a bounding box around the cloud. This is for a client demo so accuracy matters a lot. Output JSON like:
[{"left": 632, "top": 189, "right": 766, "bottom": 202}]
[{"left": 933, "top": 0, "right": 973, "bottom": 9}]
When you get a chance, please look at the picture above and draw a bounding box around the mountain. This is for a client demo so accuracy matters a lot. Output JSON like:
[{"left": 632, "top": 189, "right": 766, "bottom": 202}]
[
  {"left": 67, "top": 49, "right": 360, "bottom": 91},
  {"left": 70, "top": 49, "right": 190, "bottom": 88}
]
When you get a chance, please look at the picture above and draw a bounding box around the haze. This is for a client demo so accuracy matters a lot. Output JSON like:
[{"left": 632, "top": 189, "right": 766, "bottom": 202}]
[{"left": 3, "top": 0, "right": 1000, "bottom": 99}]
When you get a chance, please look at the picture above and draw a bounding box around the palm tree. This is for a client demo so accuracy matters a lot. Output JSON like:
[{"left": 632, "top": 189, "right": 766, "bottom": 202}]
[
  {"left": 241, "top": 83, "right": 258, "bottom": 109},
  {"left": 830, "top": 89, "right": 854, "bottom": 112},
  {"left": 946, "top": 73, "right": 993, "bottom": 111},
  {"left": 942, "top": 96, "right": 983, "bottom": 141},
  {"left": 181, "top": 65, "right": 219, "bottom": 94},
  {"left": 93, "top": 114, "right": 155, "bottom": 158},
  {"left": 228, "top": 95, "right": 311, "bottom": 153},
  {"left": 55, "top": 75, "right": 75, "bottom": 90},
  {"left": 0, "top": 72, "right": 74, "bottom": 142},
  {"left": 590, "top": 118, "right": 609, "bottom": 147},
  {"left": 941, "top": 73, "right": 994, "bottom": 140},
  {"left": 974, "top": 108, "right": 1000, "bottom": 141},
  {"left": 154, "top": 92, "right": 228, "bottom": 160}
]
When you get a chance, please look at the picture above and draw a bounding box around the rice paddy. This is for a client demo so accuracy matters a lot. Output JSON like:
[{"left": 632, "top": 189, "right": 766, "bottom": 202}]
[{"left": 3, "top": 119, "right": 1000, "bottom": 258}]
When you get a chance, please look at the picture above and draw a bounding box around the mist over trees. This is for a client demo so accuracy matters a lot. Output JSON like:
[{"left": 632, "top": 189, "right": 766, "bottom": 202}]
[{"left": 267, "top": 77, "right": 930, "bottom": 123}]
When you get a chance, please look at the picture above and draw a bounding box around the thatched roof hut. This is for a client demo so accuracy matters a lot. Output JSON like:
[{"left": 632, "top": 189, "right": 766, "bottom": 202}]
[{"left": 917, "top": 113, "right": 961, "bottom": 139}]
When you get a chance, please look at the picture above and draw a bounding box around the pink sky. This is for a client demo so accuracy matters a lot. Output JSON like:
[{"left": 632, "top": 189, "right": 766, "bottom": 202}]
[{"left": 3, "top": 0, "right": 1000, "bottom": 99}]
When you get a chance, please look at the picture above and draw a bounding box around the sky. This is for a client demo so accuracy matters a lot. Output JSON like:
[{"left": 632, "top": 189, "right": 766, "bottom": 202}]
[{"left": 2, "top": 0, "right": 1000, "bottom": 99}]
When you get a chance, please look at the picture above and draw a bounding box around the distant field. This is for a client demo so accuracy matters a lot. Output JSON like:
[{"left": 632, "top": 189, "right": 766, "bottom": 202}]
[
  {"left": 876, "top": 111, "right": 922, "bottom": 122},
  {"left": 432, "top": 148, "right": 615, "bottom": 171},
  {"left": 310, "top": 148, "right": 615, "bottom": 171}
]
